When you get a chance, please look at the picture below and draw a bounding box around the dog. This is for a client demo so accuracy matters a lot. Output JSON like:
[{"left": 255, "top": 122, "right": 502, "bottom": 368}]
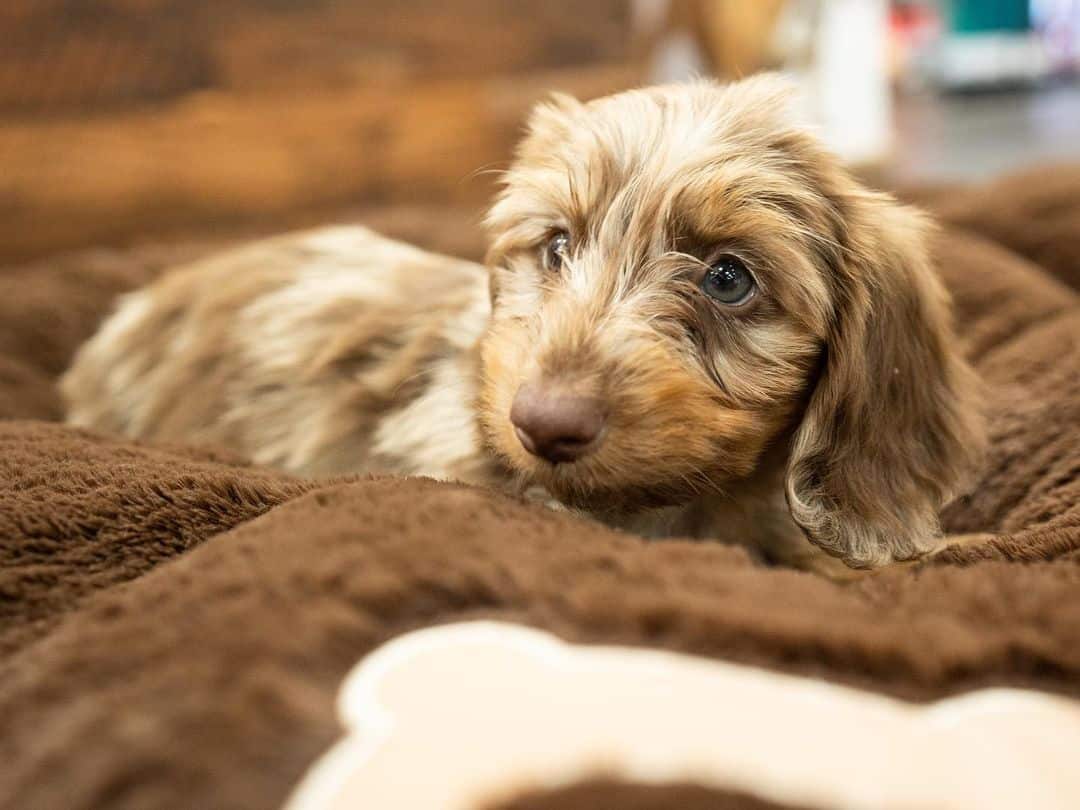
[{"left": 62, "top": 76, "right": 984, "bottom": 573}]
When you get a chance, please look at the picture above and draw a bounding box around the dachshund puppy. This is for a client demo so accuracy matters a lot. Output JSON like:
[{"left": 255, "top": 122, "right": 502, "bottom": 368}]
[{"left": 63, "top": 76, "right": 983, "bottom": 571}]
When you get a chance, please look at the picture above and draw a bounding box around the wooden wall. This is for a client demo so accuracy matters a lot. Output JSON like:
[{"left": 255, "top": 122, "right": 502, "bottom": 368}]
[{"left": 0, "top": 1, "right": 641, "bottom": 262}]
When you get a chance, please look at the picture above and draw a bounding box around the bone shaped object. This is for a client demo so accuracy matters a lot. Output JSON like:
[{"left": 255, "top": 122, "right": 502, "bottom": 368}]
[{"left": 285, "top": 621, "right": 1080, "bottom": 810}]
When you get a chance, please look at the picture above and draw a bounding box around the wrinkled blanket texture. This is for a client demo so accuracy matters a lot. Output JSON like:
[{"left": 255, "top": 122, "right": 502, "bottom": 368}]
[{"left": 1, "top": 164, "right": 1079, "bottom": 810}]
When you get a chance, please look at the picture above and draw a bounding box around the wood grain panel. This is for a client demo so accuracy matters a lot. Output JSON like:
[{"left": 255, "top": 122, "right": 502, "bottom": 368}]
[{"left": 0, "top": 65, "right": 638, "bottom": 262}]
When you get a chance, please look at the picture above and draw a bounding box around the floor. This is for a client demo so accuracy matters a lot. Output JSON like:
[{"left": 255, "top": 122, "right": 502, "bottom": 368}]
[{"left": 889, "top": 80, "right": 1080, "bottom": 184}]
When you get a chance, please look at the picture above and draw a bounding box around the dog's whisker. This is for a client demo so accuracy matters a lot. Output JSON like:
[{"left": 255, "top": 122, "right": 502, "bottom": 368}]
[{"left": 465, "top": 162, "right": 512, "bottom": 183}]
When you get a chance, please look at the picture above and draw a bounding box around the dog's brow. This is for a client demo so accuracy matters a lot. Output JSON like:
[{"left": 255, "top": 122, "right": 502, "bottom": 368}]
[
  {"left": 560, "top": 136, "right": 634, "bottom": 239},
  {"left": 565, "top": 169, "right": 589, "bottom": 238}
]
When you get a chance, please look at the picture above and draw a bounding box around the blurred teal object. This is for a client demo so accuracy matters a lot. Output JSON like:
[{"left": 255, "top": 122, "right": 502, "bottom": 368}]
[{"left": 947, "top": 0, "right": 1031, "bottom": 32}]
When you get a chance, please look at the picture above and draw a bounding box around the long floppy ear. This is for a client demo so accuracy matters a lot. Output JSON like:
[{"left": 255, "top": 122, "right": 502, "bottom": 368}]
[{"left": 785, "top": 194, "right": 984, "bottom": 568}]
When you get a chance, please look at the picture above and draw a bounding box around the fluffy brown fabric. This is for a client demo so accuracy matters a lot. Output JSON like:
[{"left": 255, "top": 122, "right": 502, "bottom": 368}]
[
  {"left": 2, "top": 431, "right": 1079, "bottom": 809},
  {"left": 923, "top": 163, "right": 1080, "bottom": 292},
  {"left": 0, "top": 164, "right": 1078, "bottom": 809},
  {"left": 0, "top": 422, "right": 318, "bottom": 657}
]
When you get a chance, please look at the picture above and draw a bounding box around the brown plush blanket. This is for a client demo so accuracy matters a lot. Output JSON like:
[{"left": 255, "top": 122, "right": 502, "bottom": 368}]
[{"left": 1, "top": 164, "right": 1079, "bottom": 810}]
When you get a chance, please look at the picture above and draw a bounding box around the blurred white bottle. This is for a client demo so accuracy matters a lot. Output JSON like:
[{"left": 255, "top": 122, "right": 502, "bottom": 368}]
[{"left": 808, "top": 0, "right": 892, "bottom": 165}]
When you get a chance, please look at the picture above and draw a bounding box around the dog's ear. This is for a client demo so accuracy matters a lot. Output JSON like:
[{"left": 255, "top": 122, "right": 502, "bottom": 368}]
[
  {"left": 514, "top": 92, "right": 585, "bottom": 162},
  {"left": 785, "top": 195, "right": 983, "bottom": 568}
]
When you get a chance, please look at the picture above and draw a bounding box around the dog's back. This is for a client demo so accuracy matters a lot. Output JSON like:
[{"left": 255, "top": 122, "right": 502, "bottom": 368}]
[{"left": 62, "top": 226, "right": 493, "bottom": 479}]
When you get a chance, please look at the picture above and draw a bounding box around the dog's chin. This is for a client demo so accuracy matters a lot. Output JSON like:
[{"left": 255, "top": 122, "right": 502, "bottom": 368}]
[{"left": 512, "top": 456, "right": 706, "bottom": 517}]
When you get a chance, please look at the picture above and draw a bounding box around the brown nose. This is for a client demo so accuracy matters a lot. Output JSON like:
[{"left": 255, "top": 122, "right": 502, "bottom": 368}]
[{"left": 510, "top": 384, "right": 606, "bottom": 463}]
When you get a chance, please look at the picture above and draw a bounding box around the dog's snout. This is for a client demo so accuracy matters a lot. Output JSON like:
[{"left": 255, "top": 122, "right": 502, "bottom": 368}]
[{"left": 510, "top": 384, "right": 606, "bottom": 464}]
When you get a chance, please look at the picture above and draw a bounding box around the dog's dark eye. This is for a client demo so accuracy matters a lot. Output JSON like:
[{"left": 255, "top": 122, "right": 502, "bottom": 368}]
[
  {"left": 543, "top": 231, "right": 570, "bottom": 272},
  {"left": 702, "top": 255, "right": 756, "bottom": 306}
]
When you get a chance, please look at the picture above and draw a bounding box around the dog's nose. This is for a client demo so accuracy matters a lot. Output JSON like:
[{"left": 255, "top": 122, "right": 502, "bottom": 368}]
[{"left": 510, "top": 384, "right": 606, "bottom": 463}]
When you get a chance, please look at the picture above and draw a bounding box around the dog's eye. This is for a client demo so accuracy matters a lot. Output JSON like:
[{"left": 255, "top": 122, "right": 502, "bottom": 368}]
[
  {"left": 543, "top": 231, "right": 570, "bottom": 272},
  {"left": 702, "top": 255, "right": 756, "bottom": 306}
]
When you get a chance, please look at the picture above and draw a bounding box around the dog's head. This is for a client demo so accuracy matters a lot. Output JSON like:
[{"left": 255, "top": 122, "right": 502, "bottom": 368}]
[{"left": 478, "top": 76, "right": 982, "bottom": 568}]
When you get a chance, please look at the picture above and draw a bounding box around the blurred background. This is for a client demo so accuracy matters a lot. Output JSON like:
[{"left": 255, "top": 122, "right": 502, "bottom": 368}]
[{"left": 1, "top": 0, "right": 1078, "bottom": 266}]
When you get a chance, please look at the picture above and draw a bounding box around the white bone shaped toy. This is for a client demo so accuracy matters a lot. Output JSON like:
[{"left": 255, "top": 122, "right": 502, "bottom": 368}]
[{"left": 286, "top": 621, "right": 1080, "bottom": 810}]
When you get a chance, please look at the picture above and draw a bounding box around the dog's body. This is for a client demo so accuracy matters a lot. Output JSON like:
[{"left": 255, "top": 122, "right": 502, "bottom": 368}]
[
  {"left": 63, "top": 224, "right": 829, "bottom": 569},
  {"left": 63, "top": 78, "right": 984, "bottom": 572},
  {"left": 63, "top": 227, "right": 497, "bottom": 484}
]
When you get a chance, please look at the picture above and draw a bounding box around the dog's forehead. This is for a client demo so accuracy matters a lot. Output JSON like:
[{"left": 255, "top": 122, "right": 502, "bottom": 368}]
[
  {"left": 519, "top": 82, "right": 819, "bottom": 239},
  {"left": 588, "top": 83, "right": 801, "bottom": 172},
  {"left": 583, "top": 86, "right": 740, "bottom": 171}
]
